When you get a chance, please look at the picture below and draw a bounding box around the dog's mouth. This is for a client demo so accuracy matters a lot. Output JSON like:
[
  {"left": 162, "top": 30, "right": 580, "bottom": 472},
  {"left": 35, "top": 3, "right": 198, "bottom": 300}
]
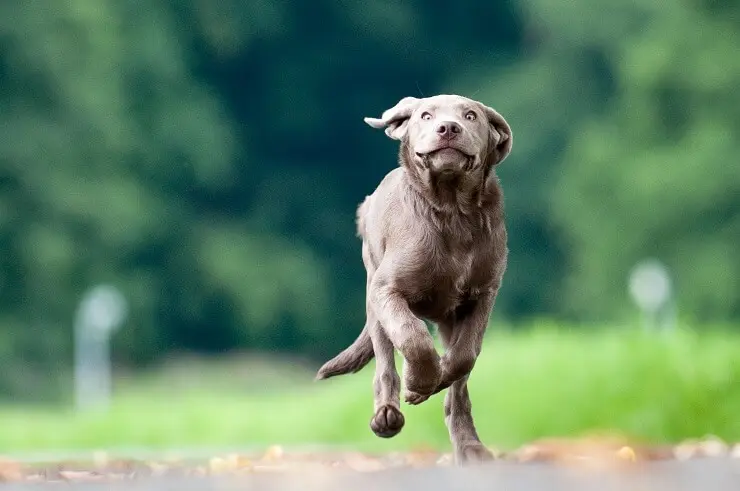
[
  {"left": 415, "top": 146, "right": 472, "bottom": 160},
  {"left": 414, "top": 146, "right": 474, "bottom": 176}
]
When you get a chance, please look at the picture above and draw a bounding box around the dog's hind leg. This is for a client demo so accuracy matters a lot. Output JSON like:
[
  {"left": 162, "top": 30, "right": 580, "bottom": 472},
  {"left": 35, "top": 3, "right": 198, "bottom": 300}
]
[{"left": 437, "top": 319, "right": 494, "bottom": 465}]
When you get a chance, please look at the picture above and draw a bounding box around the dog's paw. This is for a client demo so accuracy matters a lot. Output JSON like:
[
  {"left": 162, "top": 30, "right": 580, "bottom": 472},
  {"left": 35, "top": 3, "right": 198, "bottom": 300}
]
[
  {"left": 404, "top": 389, "right": 432, "bottom": 405},
  {"left": 403, "top": 356, "right": 441, "bottom": 400},
  {"left": 455, "top": 442, "right": 496, "bottom": 465},
  {"left": 370, "top": 405, "right": 405, "bottom": 438}
]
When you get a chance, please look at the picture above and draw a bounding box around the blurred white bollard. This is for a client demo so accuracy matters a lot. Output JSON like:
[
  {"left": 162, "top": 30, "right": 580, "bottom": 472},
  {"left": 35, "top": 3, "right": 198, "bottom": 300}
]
[
  {"left": 74, "top": 284, "right": 128, "bottom": 412},
  {"left": 628, "top": 259, "right": 676, "bottom": 331}
]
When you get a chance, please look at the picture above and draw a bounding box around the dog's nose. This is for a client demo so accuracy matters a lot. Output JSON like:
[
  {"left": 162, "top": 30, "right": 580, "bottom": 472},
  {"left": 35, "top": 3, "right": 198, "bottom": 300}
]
[{"left": 436, "top": 121, "right": 462, "bottom": 138}]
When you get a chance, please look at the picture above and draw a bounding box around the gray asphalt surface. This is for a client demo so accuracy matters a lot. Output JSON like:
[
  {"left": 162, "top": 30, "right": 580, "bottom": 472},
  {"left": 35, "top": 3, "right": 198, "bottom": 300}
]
[{"left": 4, "top": 459, "right": 740, "bottom": 491}]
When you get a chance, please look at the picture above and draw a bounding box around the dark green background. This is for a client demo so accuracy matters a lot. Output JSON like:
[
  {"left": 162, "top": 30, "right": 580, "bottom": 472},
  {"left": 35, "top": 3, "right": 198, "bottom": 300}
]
[{"left": 1, "top": 0, "right": 738, "bottom": 399}]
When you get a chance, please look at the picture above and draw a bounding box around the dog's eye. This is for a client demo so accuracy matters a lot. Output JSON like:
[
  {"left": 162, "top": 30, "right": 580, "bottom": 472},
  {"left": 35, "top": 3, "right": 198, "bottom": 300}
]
[
  {"left": 465, "top": 111, "right": 477, "bottom": 121},
  {"left": 421, "top": 112, "right": 432, "bottom": 121}
]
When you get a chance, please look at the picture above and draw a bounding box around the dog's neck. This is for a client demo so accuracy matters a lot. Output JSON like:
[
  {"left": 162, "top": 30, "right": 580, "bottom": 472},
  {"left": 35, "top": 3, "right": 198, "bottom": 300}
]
[{"left": 399, "top": 141, "right": 501, "bottom": 216}]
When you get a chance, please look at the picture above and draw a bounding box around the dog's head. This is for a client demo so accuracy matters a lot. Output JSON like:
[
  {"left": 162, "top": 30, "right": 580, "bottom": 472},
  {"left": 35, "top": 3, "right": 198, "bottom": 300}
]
[{"left": 364, "top": 94, "right": 512, "bottom": 180}]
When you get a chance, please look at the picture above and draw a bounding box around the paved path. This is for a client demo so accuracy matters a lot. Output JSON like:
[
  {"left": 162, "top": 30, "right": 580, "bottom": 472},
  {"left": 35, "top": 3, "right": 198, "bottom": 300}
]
[{"left": 3, "top": 458, "right": 740, "bottom": 491}]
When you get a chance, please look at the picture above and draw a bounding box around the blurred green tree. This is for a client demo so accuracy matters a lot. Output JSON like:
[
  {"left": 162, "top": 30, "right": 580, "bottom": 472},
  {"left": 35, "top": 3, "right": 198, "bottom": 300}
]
[
  {"left": 0, "top": 0, "right": 737, "bottom": 400},
  {"left": 0, "top": 0, "right": 334, "bottom": 397},
  {"left": 544, "top": 0, "right": 740, "bottom": 320},
  {"left": 0, "top": 0, "right": 522, "bottom": 399},
  {"left": 451, "top": 0, "right": 739, "bottom": 323}
]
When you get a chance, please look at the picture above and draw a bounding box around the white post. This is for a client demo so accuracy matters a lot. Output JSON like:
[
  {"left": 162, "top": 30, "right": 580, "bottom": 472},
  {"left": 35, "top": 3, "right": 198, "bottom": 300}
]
[
  {"left": 628, "top": 259, "right": 675, "bottom": 331},
  {"left": 74, "top": 284, "right": 128, "bottom": 412}
]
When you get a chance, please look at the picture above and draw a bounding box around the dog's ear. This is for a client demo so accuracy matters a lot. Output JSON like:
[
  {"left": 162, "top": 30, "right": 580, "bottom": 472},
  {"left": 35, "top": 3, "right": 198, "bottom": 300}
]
[
  {"left": 482, "top": 104, "right": 513, "bottom": 166},
  {"left": 364, "top": 97, "right": 421, "bottom": 141}
]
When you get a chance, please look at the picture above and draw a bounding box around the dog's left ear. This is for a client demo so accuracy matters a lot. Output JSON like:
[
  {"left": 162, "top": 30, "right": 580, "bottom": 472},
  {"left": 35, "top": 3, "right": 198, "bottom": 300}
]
[
  {"left": 482, "top": 104, "right": 513, "bottom": 166},
  {"left": 364, "top": 97, "right": 421, "bottom": 141}
]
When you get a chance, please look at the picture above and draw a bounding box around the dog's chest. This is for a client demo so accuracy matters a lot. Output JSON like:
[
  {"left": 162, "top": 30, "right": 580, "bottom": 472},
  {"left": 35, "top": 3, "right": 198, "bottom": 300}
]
[
  {"left": 447, "top": 247, "right": 477, "bottom": 291},
  {"left": 405, "top": 242, "right": 494, "bottom": 321}
]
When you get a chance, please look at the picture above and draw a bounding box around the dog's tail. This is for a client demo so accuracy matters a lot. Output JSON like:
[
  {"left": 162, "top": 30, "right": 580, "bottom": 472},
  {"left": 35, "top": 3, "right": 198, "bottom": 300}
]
[{"left": 315, "top": 326, "right": 375, "bottom": 380}]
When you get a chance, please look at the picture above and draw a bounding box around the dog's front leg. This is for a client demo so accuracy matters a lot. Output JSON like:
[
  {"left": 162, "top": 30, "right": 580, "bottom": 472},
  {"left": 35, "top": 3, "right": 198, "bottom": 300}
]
[
  {"left": 404, "top": 290, "right": 495, "bottom": 406},
  {"left": 369, "top": 267, "right": 441, "bottom": 404},
  {"left": 367, "top": 308, "right": 405, "bottom": 438}
]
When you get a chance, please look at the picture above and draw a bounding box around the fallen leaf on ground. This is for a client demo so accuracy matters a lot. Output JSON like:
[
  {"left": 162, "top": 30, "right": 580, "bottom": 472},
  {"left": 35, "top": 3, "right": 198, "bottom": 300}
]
[
  {"left": 616, "top": 446, "right": 637, "bottom": 462},
  {"left": 92, "top": 450, "right": 109, "bottom": 469},
  {"left": 343, "top": 453, "right": 386, "bottom": 472},
  {"left": 262, "top": 445, "right": 285, "bottom": 462},
  {"left": 404, "top": 448, "right": 442, "bottom": 468},
  {"left": 514, "top": 436, "right": 651, "bottom": 467},
  {"left": 59, "top": 470, "right": 102, "bottom": 481},
  {"left": 436, "top": 454, "right": 454, "bottom": 466},
  {"left": 699, "top": 435, "right": 729, "bottom": 457},
  {"left": 209, "top": 454, "right": 252, "bottom": 474},
  {"left": 146, "top": 461, "right": 172, "bottom": 476},
  {"left": 0, "top": 458, "right": 23, "bottom": 482}
]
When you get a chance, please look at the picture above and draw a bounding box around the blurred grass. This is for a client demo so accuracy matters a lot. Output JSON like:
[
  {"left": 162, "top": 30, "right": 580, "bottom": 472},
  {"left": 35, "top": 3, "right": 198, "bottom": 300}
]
[{"left": 2, "top": 324, "right": 740, "bottom": 454}]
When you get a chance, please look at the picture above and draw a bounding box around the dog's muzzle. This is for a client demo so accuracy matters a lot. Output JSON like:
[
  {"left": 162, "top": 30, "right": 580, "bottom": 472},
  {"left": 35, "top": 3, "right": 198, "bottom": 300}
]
[{"left": 417, "top": 148, "right": 474, "bottom": 175}]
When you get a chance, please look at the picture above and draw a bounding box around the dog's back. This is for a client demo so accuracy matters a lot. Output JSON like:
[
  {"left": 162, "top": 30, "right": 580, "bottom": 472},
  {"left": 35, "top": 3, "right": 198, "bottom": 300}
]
[{"left": 355, "top": 196, "right": 370, "bottom": 240}]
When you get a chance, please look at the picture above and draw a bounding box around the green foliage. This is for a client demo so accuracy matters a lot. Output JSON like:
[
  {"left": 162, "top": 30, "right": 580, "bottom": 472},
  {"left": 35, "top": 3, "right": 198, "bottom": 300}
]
[
  {"left": 448, "top": 0, "right": 740, "bottom": 321},
  {"left": 0, "top": 0, "right": 522, "bottom": 396},
  {"left": 549, "top": 0, "right": 740, "bottom": 320},
  {"left": 0, "top": 0, "right": 738, "bottom": 399},
  {"left": 3, "top": 326, "right": 740, "bottom": 452}
]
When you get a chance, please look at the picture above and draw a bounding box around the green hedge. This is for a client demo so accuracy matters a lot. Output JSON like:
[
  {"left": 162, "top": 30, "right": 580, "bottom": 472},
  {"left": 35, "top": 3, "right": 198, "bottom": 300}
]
[{"left": 3, "top": 325, "right": 740, "bottom": 454}]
